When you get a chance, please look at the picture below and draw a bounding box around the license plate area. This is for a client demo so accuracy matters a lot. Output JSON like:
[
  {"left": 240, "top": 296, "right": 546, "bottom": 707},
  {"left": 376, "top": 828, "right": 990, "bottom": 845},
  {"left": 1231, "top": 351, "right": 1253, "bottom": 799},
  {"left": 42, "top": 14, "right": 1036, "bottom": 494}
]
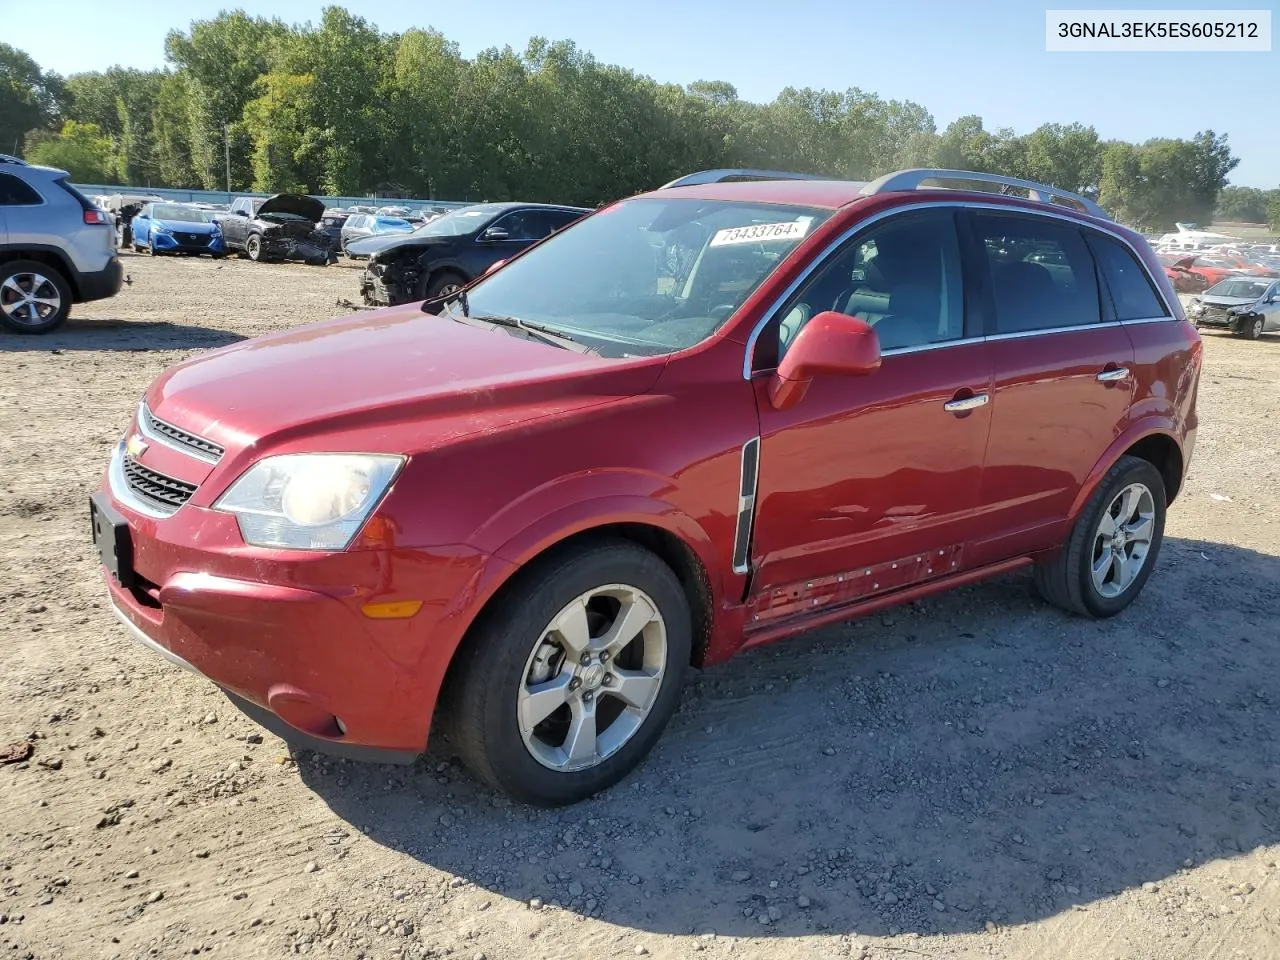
[{"left": 89, "top": 491, "right": 135, "bottom": 588}]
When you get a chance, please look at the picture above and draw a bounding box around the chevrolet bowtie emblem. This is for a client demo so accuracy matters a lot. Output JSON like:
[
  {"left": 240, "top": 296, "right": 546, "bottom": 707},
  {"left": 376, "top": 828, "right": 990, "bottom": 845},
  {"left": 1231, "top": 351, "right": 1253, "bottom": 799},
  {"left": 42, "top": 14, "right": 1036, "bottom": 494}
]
[{"left": 125, "top": 434, "right": 149, "bottom": 459}]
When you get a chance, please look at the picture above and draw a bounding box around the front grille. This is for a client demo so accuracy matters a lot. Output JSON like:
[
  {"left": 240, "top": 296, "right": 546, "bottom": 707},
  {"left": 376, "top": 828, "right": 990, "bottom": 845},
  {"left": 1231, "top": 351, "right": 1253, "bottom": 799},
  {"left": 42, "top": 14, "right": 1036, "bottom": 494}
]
[
  {"left": 177, "top": 233, "right": 206, "bottom": 243},
  {"left": 142, "top": 405, "right": 224, "bottom": 462},
  {"left": 122, "top": 458, "right": 198, "bottom": 512},
  {"left": 1201, "top": 307, "right": 1232, "bottom": 325}
]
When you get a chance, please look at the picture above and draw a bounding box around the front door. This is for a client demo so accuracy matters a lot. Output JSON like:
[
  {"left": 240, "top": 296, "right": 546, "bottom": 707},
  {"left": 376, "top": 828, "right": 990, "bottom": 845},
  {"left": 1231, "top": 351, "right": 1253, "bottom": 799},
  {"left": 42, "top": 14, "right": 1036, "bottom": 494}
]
[{"left": 746, "top": 208, "right": 993, "bottom": 624}]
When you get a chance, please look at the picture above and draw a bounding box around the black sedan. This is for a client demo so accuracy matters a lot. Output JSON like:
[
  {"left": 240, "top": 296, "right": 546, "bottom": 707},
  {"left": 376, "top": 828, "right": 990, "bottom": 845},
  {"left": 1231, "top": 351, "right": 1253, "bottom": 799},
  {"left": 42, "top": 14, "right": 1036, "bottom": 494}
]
[{"left": 354, "top": 202, "right": 589, "bottom": 306}]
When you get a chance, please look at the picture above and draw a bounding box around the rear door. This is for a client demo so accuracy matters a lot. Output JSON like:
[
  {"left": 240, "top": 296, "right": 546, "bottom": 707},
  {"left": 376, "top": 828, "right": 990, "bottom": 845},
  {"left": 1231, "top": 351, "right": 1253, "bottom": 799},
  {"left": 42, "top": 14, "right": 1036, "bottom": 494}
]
[{"left": 967, "top": 210, "right": 1136, "bottom": 565}]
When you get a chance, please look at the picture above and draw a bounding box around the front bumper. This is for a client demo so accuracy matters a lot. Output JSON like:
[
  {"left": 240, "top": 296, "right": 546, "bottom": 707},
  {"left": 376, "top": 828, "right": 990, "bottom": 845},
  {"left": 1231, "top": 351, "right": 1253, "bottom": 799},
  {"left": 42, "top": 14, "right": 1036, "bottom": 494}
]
[
  {"left": 97, "top": 459, "right": 491, "bottom": 760},
  {"left": 151, "top": 232, "right": 225, "bottom": 255}
]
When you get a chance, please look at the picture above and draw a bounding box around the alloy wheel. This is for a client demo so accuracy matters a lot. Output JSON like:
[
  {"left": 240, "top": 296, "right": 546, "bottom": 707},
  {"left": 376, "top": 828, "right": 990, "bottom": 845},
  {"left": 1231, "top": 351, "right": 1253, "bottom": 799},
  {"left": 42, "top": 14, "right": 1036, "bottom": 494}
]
[
  {"left": 517, "top": 584, "right": 667, "bottom": 772},
  {"left": 0, "top": 273, "right": 61, "bottom": 327},
  {"left": 1090, "top": 482, "right": 1156, "bottom": 599}
]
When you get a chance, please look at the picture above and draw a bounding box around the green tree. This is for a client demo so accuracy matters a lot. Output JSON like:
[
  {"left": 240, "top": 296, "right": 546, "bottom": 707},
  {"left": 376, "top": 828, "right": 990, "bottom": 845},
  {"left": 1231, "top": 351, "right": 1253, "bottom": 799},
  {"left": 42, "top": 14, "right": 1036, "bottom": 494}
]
[
  {"left": 64, "top": 69, "right": 166, "bottom": 182},
  {"left": 165, "top": 11, "right": 291, "bottom": 189},
  {"left": 1269, "top": 194, "right": 1280, "bottom": 232},
  {"left": 0, "top": 43, "right": 64, "bottom": 154},
  {"left": 1215, "top": 185, "right": 1270, "bottom": 223},
  {"left": 24, "top": 120, "right": 116, "bottom": 181}
]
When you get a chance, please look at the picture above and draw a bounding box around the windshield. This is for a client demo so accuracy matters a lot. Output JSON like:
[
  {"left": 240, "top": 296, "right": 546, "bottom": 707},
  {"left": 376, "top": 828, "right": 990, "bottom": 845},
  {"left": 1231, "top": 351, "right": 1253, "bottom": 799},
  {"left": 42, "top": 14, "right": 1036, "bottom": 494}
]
[
  {"left": 152, "top": 204, "right": 213, "bottom": 223},
  {"left": 460, "top": 198, "right": 830, "bottom": 357},
  {"left": 412, "top": 206, "right": 499, "bottom": 237},
  {"left": 1207, "top": 278, "right": 1269, "bottom": 299}
]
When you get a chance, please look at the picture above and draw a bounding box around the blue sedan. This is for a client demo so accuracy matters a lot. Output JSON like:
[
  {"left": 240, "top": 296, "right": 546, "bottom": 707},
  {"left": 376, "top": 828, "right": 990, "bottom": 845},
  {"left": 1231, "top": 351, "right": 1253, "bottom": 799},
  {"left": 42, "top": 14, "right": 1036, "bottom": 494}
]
[{"left": 131, "top": 203, "right": 227, "bottom": 257}]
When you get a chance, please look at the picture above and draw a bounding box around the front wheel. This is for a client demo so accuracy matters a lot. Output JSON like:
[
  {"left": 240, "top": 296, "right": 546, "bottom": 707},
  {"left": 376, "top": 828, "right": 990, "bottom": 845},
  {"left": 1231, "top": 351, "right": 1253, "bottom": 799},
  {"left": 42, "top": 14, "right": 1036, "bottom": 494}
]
[
  {"left": 441, "top": 540, "right": 691, "bottom": 806},
  {"left": 1034, "top": 455, "right": 1166, "bottom": 618},
  {"left": 418, "top": 270, "right": 466, "bottom": 302},
  {"left": 1239, "top": 316, "right": 1263, "bottom": 340},
  {"left": 246, "top": 235, "right": 262, "bottom": 261}
]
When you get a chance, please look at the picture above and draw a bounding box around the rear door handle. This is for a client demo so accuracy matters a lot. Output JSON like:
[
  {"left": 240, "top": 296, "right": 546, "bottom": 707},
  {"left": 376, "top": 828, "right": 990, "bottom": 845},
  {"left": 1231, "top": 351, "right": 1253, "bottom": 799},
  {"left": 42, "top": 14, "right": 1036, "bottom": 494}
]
[
  {"left": 943, "top": 393, "right": 990, "bottom": 413},
  {"left": 1096, "top": 366, "right": 1130, "bottom": 382}
]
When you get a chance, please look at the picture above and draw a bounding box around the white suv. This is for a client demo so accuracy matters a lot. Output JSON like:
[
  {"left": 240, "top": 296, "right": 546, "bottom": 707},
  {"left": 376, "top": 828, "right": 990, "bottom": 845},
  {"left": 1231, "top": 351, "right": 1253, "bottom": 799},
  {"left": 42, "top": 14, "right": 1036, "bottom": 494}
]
[{"left": 0, "top": 155, "right": 122, "bottom": 334}]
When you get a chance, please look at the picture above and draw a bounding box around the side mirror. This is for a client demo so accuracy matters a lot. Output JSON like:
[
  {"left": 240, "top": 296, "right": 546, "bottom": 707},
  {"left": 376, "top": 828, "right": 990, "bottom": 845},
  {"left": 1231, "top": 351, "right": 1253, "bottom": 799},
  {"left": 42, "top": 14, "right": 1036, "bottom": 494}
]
[
  {"left": 481, "top": 226, "right": 509, "bottom": 242},
  {"left": 485, "top": 259, "right": 507, "bottom": 275},
  {"left": 233, "top": 209, "right": 249, "bottom": 217},
  {"left": 769, "top": 311, "right": 881, "bottom": 410}
]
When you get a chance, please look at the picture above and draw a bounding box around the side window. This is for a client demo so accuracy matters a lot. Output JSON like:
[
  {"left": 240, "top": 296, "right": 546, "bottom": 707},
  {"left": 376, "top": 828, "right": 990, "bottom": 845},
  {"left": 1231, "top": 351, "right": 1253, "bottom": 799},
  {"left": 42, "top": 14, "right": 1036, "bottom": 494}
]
[
  {"left": 0, "top": 173, "right": 42, "bottom": 206},
  {"left": 1086, "top": 233, "right": 1169, "bottom": 320},
  {"left": 975, "top": 213, "right": 1100, "bottom": 333},
  {"left": 491, "top": 210, "right": 548, "bottom": 241},
  {"left": 547, "top": 210, "right": 583, "bottom": 232},
  {"left": 776, "top": 209, "right": 965, "bottom": 356}
]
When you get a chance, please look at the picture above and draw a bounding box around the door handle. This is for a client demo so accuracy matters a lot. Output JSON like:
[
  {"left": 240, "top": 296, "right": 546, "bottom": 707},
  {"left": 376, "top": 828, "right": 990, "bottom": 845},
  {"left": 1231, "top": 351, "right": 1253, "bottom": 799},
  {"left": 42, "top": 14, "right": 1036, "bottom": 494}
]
[
  {"left": 943, "top": 393, "right": 990, "bottom": 413},
  {"left": 1096, "top": 366, "right": 1130, "bottom": 382}
]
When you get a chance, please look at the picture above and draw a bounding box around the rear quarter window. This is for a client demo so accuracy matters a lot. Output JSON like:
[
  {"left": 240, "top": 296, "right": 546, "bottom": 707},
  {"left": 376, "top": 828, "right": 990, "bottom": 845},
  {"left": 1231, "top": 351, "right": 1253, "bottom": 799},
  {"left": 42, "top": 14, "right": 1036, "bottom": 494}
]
[
  {"left": 0, "top": 173, "right": 43, "bottom": 205},
  {"left": 1086, "top": 233, "right": 1169, "bottom": 320}
]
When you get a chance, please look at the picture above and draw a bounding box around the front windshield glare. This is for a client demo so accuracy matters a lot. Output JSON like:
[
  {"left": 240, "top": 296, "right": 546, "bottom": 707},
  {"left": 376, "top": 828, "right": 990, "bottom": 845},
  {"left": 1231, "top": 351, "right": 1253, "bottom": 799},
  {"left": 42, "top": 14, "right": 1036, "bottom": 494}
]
[
  {"left": 153, "top": 205, "right": 212, "bottom": 223},
  {"left": 462, "top": 198, "right": 830, "bottom": 357},
  {"left": 1208, "top": 279, "right": 1268, "bottom": 299}
]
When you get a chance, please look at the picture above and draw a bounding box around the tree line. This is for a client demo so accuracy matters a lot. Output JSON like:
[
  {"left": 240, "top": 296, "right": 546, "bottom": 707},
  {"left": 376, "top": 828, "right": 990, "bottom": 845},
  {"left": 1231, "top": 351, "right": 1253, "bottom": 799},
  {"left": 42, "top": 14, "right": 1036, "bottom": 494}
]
[{"left": 1, "top": 6, "right": 1265, "bottom": 231}]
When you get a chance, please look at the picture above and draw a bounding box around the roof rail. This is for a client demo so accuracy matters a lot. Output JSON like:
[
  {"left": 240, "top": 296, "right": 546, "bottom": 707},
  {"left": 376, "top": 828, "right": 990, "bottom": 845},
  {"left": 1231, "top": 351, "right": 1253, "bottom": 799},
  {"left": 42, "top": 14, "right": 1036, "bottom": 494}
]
[
  {"left": 860, "top": 168, "right": 1109, "bottom": 220},
  {"left": 660, "top": 168, "right": 826, "bottom": 189},
  {"left": 0, "top": 154, "right": 29, "bottom": 166}
]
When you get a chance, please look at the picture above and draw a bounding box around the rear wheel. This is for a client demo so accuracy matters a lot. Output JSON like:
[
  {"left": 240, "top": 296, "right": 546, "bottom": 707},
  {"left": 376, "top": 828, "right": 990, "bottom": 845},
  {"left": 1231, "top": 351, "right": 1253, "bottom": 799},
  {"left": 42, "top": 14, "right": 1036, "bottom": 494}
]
[
  {"left": 1034, "top": 455, "right": 1166, "bottom": 618},
  {"left": 0, "top": 260, "right": 72, "bottom": 334},
  {"left": 441, "top": 540, "right": 691, "bottom": 806}
]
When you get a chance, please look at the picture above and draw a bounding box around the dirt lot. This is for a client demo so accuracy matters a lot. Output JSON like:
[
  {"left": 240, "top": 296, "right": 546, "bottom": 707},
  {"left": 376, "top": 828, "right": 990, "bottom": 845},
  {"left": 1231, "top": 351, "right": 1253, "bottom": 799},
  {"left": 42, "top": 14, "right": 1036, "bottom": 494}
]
[{"left": 2, "top": 251, "right": 1279, "bottom": 960}]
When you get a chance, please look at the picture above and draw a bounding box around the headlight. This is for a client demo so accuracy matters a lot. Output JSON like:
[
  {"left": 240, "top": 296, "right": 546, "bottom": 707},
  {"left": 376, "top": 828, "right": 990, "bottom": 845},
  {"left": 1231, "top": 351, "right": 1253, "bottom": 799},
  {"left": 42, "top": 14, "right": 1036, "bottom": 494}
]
[
  {"left": 214, "top": 453, "right": 405, "bottom": 550},
  {"left": 153, "top": 223, "right": 173, "bottom": 235},
  {"left": 1189, "top": 301, "right": 1204, "bottom": 315}
]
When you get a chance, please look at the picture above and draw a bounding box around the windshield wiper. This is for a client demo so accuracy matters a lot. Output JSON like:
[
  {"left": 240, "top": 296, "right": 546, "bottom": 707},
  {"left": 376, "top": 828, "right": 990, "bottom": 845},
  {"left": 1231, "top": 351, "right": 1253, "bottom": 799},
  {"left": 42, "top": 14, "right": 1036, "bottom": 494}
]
[
  {"left": 470, "top": 312, "right": 597, "bottom": 354},
  {"left": 434, "top": 290, "right": 595, "bottom": 354}
]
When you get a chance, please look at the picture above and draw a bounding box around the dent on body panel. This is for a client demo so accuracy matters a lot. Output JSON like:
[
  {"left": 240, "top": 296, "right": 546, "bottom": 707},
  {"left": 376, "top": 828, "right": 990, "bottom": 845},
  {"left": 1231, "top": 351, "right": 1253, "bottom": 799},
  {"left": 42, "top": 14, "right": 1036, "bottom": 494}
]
[{"left": 1124, "top": 320, "right": 1200, "bottom": 429}]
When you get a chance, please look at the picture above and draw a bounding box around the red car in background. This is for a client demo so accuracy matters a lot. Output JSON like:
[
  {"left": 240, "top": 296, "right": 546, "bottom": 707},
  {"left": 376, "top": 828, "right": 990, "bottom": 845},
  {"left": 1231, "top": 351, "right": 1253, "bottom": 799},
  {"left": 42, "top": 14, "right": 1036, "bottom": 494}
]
[{"left": 92, "top": 168, "right": 1201, "bottom": 806}]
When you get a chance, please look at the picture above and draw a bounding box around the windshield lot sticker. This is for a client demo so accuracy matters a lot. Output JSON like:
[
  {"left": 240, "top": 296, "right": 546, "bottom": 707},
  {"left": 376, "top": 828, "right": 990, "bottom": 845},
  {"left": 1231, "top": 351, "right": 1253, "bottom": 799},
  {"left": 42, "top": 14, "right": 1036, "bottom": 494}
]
[{"left": 710, "top": 219, "right": 811, "bottom": 247}]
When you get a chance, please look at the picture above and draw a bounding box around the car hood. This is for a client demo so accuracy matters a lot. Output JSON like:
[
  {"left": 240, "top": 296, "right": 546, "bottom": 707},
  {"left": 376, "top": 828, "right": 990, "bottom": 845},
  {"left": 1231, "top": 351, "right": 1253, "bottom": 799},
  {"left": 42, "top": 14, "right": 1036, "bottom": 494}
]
[
  {"left": 1199, "top": 295, "right": 1258, "bottom": 308},
  {"left": 255, "top": 193, "right": 326, "bottom": 221},
  {"left": 356, "top": 234, "right": 452, "bottom": 259},
  {"left": 144, "top": 304, "right": 662, "bottom": 459}
]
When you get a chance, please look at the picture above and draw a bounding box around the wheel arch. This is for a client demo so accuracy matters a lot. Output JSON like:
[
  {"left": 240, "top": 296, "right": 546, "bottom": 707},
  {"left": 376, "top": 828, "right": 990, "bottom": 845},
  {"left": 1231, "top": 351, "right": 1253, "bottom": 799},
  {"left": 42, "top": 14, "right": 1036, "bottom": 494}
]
[
  {"left": 1069, "top": 423, "right": 1185, "bottom": 522},
  {"left": 0, "top": 247, "right": 81, "bottom": 299}
]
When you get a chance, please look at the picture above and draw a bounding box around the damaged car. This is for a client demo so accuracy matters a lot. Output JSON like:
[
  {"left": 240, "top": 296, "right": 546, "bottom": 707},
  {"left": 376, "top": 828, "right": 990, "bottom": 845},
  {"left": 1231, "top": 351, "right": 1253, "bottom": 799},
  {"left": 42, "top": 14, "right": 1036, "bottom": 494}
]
[
  {"left": 357, "top": 202, "right": 588, "bottom": 305},
  {"left": 1187, "top": 276, "right": 1280, "bottom": 340},
  {"left": 217, "top": 194, "right": 336, "bottom": 265}
]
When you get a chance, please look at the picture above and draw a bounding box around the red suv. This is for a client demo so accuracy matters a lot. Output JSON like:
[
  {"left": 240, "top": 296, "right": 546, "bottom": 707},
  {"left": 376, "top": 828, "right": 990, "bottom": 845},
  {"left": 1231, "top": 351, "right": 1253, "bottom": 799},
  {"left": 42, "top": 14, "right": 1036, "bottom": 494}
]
[{"left": 92, "top": 168, "right": 1201, "bottom": 806}]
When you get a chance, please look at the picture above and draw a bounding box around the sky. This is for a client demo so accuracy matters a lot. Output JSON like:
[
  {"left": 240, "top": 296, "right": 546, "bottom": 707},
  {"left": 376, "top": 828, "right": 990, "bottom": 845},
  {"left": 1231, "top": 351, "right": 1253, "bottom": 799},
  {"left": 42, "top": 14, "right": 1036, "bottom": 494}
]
[{"left": 2, "top": 0, "right": 1277, "bottom": 186}]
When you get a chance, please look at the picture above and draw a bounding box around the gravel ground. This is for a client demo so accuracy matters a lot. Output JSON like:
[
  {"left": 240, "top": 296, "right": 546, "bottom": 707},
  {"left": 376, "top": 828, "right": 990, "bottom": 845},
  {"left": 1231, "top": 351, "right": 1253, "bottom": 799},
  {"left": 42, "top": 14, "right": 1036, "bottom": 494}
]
[{"left": 1, "top": 251, "right": 1278, "bottom": 960}]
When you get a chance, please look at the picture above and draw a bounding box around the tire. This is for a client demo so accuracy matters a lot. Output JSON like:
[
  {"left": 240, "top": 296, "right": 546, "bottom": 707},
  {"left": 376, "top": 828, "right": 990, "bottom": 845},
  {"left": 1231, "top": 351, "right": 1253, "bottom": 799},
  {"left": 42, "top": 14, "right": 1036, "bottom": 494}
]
[
  {"left": 1034, "top": 455, "right": 1166, "bottom": 618},
  {"left": 440, "top": 539, "right": 691, "bottom": 806},
  {"left": 0, "top": 259, "right": 73, "bottom": 334},
  {"left": 419, "top": 270, "right": 467, "bottom": 302},
  {"left": 1239, "top": 316, "right": 1263, "bottom": 340},
  {"left": 246, "top": 235, "right": 262, "bottom": 262}
]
